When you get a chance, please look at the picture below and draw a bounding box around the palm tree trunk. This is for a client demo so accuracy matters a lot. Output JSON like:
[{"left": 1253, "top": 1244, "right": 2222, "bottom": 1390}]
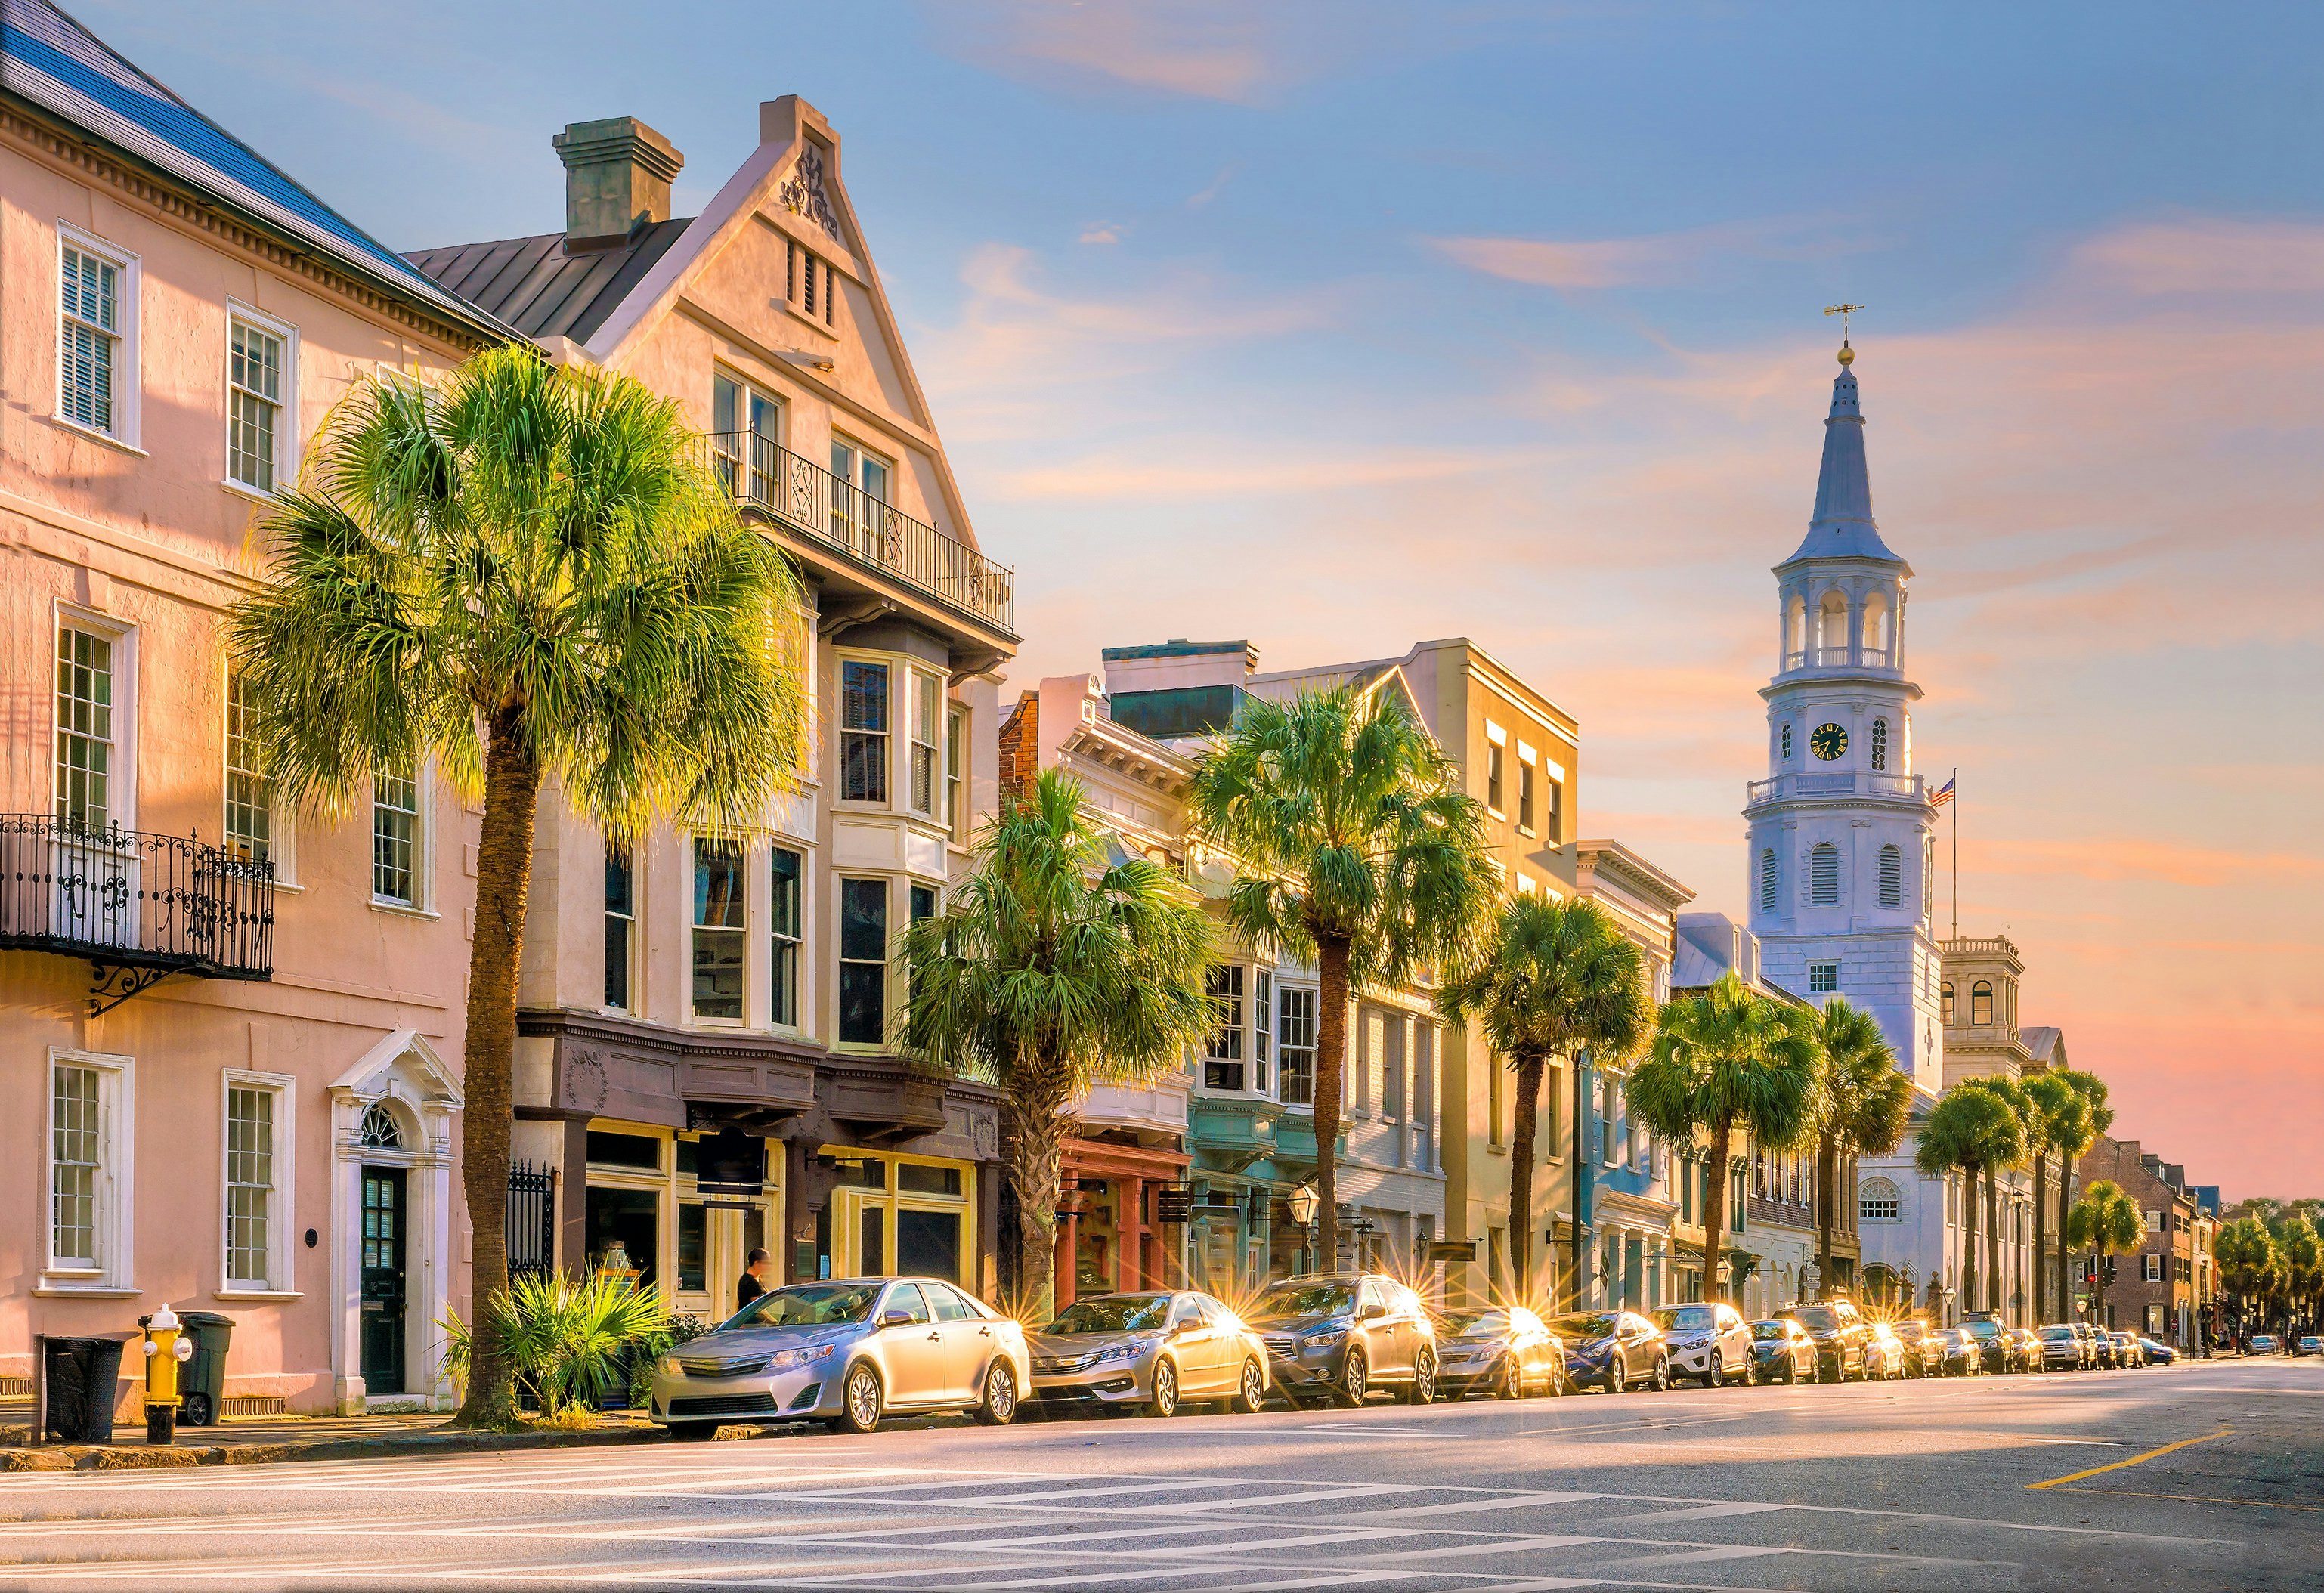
[
  {"left": 1506, "top": 1053, "right": 1543, "bottom": 1301},
  {"left": 1985, "top": 1165, "right": 2001, "bottom": 1322},
  {"left": 2056, "top": 1161, "right": 2075, "bottom": 1325},
  {"left": 2030, "top": 1149, "right": 2050, "bottom": 1325},
  {"left": 1959, "top": 1164, "right": 1979, "bottom": 1316},
  {"left": 1570, "top": 1059, "right": 1589, "bottom": 1308},
  {"left": 1815, "top": 1131, "right": 1838, "bottom": 1302},
  {"left": 1002, "top": 1042, "right": 1074, "bottom": 1324},
  {"left": 1313, "top": 936, "right": 1351, "bottom": 1275},
  {"left": 451, "top": 710, "right": 542, "bottom": 1428},
  {"left": 1703, "top": 1118, "right": 1734, "bottom": 1304}
]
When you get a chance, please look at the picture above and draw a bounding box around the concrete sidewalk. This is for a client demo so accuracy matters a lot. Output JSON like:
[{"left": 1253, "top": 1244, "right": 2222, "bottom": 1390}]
[{"left": 0, "top": 1409, "right": 735, "bottom": 1471}]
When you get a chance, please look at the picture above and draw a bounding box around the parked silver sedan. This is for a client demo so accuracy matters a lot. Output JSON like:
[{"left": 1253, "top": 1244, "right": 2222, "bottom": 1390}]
[
  {"left": 649, "top": 1277, "right": 1029, "bottom": 1437},
  {"left": 1029, "top": 1290, "right": 1269, "bottom": 1417},
  {"left": 1433, "top": 1306, "right": 1567, "bottom": 1399}
]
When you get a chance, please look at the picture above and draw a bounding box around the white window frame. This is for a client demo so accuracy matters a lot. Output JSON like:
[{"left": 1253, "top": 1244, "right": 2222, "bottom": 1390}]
[
  {"left": 1483, "top": 719, "right": 1507, "bottom": 815},
  {"left": 223, "top": 300, "right": 297, "bottom": 498},
  {"left": 837, "top": 653, "right": 893, "bottom": 807},
  {"left": 908, "top": 670, "right": 941, "bottom": 818},
  {"left": 55, "top": 225, "right": 140, "bottom": 447},
  {"left": 219, "top": 1069, "right": 298, "bottom": 1298},
  {"left": 603, "top": 837, "right": 638, "bottom": 1013},
  {"left": 54, "top": 608, "right": 135, "bottom": 834},
  {"left": 1203, "top": 964, "right": 1248, "bottom": 1091},
  {"left": 945, "top": 704, "right": 968, "bottom": 844},
  {"left": 769, "top": 843, "right": 806, "bottom": 1031},
  {"left": 370, "top": 758, "right": 431, "bottom": 912},
  {"left": 1277, "top": 983, "right": 1317, "bottom": 1107},
  {"left": 1515, "top": 742, "right": 1537, "bottom": 834},
  {"left": 1808, "top": 960, "right": 1840, "bottom": 994},
  {"left": 41, "top": 1048, "right": 135, "bottom": 1294},
  {"left": 691, "top": 833, "right": 750, "bottom": 1025},
  {"left": 835, "top": 873, "right": 891, "bottom": 1048},
  {"left": 222, "top": 663, "right": 296, "bottom": 883},
  {"left": 712, "top": 369, "right": 781, "bottom": 504}
]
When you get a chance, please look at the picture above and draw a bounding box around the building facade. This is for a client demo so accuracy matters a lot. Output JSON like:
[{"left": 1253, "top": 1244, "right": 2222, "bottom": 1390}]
[
  {"left": 407, "top": 101, "right": 1018, "bottom": 1316},
  {"left": 2077, "top": 1134, "right": 2200, "bottom": 1344},
  {"left": 0, "top": 0, "right": 513, "bottom": 1414}
]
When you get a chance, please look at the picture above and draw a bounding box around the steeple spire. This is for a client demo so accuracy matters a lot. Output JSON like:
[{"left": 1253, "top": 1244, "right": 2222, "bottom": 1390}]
[{"left": 1778, "top": 339, "right": 1906, "bottom": 571}]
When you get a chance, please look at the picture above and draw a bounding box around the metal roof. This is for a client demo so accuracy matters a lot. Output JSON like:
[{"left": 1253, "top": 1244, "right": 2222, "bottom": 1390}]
[
  {"left": 403, "top": 221, "right": 692, "bottom": 345},
  {"left": 2, "top": 0, "right": 511, "bottom": 342}
]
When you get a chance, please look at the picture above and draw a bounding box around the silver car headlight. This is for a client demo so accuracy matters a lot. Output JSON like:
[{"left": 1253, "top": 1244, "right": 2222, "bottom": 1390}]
[
  {"left": 1301, "top": 1327, "right": 1348, "bottom": 1348},
  {"left": 766, "top": 1344, "right": 837, "bottom": 1372},
  {"left": 1091, "top": 1343, "right": 1143, "bottom": 1365}
]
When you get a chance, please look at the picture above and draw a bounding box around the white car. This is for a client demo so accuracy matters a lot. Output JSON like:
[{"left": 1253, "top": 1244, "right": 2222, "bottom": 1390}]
[{"left": 1651, "top": 1301, "right": 1753, "bottom": 1387}]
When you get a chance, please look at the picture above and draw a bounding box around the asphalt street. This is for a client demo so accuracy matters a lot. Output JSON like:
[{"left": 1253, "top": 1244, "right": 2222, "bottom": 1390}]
[{"left": 0, "top": 1356, "right": 2314, "bottom": 1591}]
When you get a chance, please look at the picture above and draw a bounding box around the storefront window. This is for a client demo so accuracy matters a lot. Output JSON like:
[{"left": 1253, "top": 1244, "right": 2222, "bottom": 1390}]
[
  {"left": 677, "top": 1202, "right": 707, "bottom": 1292},
  {"left": 818, "top": 1149, "right": 971, "bottom": 1285}
]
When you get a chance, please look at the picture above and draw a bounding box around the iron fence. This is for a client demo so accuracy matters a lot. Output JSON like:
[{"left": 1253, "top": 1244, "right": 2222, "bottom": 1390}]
[
  {"left": 709, "top": 431, "right": 1016, "bottom": 634},
  {"left": 0, "top": 815, "right": 274, "bottom": 990},
  {"left": 507, "top": 1160, "right": 556, "bottom": 1284}
]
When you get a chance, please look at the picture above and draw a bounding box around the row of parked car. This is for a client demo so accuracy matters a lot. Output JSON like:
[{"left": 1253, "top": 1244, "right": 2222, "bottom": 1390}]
[{"left": 643, "top": 1272, "right": 2181, "bottom": 1438}]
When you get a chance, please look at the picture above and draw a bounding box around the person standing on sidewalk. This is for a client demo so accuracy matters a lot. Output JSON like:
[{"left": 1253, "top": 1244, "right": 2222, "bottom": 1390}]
[{"left": 737, "top": 1249, "right": 773, "bottom": 1311}]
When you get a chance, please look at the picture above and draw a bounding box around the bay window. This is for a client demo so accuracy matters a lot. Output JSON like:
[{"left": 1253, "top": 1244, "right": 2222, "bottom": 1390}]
[
  {"left": 840, "top": 660, "right": 889, "bottom": 803},
  {"left": 838, "top": 877, "right": 890, "bottom": 1045},
  {"left": 691, "top": 837, "right": 746, "bottom": 1021}
]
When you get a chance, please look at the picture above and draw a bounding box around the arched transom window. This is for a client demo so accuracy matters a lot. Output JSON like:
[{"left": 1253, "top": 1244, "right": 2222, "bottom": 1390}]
[
  {"left": 1971, "top": 981, "right": 1994, "bottom": 1026},
  {"left": 360, "top": 1100, "right": 404, "bottom": 1149},
  {"left": 1860, "top": 1178, "right": 1902, "bottom": 1222}
]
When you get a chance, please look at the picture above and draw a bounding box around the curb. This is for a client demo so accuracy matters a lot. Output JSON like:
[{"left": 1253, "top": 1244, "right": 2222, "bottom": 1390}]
[{"left": 0, "top": 1422, "right": 718, "bottom": 1473}]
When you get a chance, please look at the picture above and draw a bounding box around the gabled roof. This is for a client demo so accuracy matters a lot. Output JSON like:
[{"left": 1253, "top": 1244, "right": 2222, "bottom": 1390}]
[
  {"left": 2, "top": 0, "right": 511, "bottom": 345},
  {"left": 404, "top": 220, "right": 691, "bottom": 345}
]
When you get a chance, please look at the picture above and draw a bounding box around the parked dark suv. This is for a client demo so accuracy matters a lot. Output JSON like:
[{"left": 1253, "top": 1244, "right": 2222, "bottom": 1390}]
[
  {"left": 1776, "top": 1298, "right": 1872, "bottom": 1381},
  {"left": 1960, "top": 1313, "right": 2010, "bottom": 1374},
  {"left": 1249, "top": 1274, "right": 1438, "bottom": 1407}
]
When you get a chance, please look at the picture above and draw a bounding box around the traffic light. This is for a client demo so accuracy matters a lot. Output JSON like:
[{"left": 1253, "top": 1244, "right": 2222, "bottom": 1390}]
[
  {"left": 2082, "top": 1260, "right": 2097, "bottom": 1286},
  {"left": 2103, "top": 1257, "right": 2118, "bottom": 1285}
]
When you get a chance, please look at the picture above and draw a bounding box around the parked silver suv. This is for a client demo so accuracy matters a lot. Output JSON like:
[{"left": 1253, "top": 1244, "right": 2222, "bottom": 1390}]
[{"left": 1248, "top": 1274, "right": 1438, "bottom": 1406}]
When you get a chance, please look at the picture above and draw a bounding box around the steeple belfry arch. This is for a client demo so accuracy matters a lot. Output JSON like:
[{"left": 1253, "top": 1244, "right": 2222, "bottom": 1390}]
[{"left": 1744, "top": 341, "right": 1945, "bottom": 1096}]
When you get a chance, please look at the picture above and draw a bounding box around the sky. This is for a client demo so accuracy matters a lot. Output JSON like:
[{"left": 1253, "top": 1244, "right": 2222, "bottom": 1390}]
[{"left": 76, "top": 1, "right": 2322, "bottom": 1200}]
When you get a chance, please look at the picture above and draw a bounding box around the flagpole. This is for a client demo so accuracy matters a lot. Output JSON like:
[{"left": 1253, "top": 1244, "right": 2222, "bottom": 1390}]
[{"left": 1949, "top": 766, "right": 1959, "bottom": 941}]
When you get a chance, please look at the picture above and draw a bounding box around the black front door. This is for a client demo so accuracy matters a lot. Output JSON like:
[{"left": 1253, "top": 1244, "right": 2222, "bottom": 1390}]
[{"left": 361, "top": 1167, "right": 407, "bottom": 1394}]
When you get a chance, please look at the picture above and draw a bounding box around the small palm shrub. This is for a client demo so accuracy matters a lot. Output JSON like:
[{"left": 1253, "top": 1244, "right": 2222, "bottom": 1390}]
[{"left": 443, "top": 1273, "right": 670, "bottom": 1419}]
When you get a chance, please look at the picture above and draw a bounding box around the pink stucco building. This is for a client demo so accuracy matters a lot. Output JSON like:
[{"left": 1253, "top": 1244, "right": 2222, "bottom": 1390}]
[{"left": 0, "top": 0, "right": 510, "bottom": 1415}]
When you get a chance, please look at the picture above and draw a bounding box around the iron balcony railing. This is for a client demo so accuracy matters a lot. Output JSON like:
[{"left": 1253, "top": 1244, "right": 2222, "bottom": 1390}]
[
  {"left": 1746, "top": 770, "right": 1926, "bottom": 806},
  {"left": 710, "top": 431, "right": 1016, "bottom": 635},
  {"left": 0, "top": 815, "right": 274, "bottom": 1002}
]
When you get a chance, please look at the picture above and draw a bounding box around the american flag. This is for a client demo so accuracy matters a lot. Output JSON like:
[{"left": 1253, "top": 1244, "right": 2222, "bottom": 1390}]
[{"left": 1929, "top": 776, "right": 1956, "bottom": 809}]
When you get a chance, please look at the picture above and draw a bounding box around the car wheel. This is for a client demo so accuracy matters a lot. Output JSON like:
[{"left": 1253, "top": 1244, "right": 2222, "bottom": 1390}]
[
  {"left": 1232, "top": 1358, "right": 1267, "bottom": 1415},
  {"left": 1648, "top": 1354, "right": 1670, "bottom": 1393},
  {"left": 833, "top": 1363, "right": 883, "bottom": 1435},
  {"left": 1408, "top": 1350, "right": 1437, "bottom": 1406},
  {"left": 666, "top": 1421, "right": 719, "bottom": 1443},
  {"left": 1497, "top": 1355, "right": 1523, "bottom": 1401},
  {"left": 974, "top": 1361, "right": 1019, "bottom": 1427},
  {"left": 1704, "top": 1351, "right": 1725, "bottom": 1390},
  {"left": 1147, "top": 1358, "right": 1181, "bottom": 1418},
  {"left": 1337, "top": 1349, "right": 1369, "bottom": 1409}
]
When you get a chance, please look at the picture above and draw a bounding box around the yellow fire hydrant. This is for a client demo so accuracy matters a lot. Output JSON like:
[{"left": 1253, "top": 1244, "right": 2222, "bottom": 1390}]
[{"left": 142, "top": 1303, "right": 193, "bottom": 1444}]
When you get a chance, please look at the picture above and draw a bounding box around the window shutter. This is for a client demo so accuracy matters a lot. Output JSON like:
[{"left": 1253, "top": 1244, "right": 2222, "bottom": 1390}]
[
  {"left": 1878, "top": 844, "right": 1902, "bottom": 908},
  {"left": 1809, "top": 843, "right": 1840, "bottom": 907}
]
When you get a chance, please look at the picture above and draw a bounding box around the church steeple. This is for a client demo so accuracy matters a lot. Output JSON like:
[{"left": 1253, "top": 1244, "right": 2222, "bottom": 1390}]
[{"left": 1781, "top": 351, "right": 1907, "bottom": 571}]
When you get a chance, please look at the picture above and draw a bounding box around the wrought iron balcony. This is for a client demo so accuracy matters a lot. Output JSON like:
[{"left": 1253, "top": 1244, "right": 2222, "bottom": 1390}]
[
  {"left": 710, "top": 432, "right": 1016, "bottom": 635},
  {"left": 0, "top": 815, "right": 274, "bottom": 1013},
  {"left": 1746, "top": 770, "right": 1926, "bottom": 806}
]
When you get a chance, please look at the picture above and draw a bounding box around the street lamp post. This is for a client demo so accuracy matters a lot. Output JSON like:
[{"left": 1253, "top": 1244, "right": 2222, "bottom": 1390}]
[{"left": 1287, "top": 1183, "right": 1320, "bottom": 1276}]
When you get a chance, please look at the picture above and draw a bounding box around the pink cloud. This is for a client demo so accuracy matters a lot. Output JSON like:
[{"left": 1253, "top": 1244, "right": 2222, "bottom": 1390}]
[{"left": 1431, "top": 217, "right": 1875, "bottom": 290}]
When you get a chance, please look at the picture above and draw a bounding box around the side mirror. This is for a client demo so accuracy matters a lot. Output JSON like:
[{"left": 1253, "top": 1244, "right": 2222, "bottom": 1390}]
[
  {"left": 880, "top": 1310, "right": 913, "bottom": 1329},
  {"left": 1359, "top": 1302, "right": 1386, "bottom": 1320}
]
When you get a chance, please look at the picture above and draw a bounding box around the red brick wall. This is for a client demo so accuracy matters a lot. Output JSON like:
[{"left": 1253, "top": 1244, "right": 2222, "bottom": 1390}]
[{"left": 998, "top": 690, "right": 1038, "bottom": 804}]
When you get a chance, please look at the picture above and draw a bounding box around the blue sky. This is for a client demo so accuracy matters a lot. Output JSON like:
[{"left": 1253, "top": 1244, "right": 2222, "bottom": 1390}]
[{"left": 78, "top": 1, "right": 2324, "bottom": 1195}]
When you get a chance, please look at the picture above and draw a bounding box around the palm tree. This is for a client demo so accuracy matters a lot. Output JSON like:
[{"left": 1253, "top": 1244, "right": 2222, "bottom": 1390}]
[
  {"left": 2053, "top": 1069, "right": 2113, "bottom": 1322},
  {"left": 1436, "top": 895, "right": 1651, "bottom": 1301},
  {"left": 1799, "top": 998, "right": 1908, "bottom": 1301},
  {"left": 2214, "top": 1217, "right": 2277, "bottom": 1348},
  {"left": 2019, "top": 1072, "right": 2087, "bottom": 1326},
  {"left": 2067, "top": 1179, "right": 2143, "bottom": 1329},
  {"left": 227, "top": 348, "right": 803, "bottom": 1425},
  {"left": 1914, "top": 1084, "right": 2019, "bottom": 1315},
  {"left": 1966, "top": 1078, "right": 2031, "bottom": 1321},
  {"left": 902, "top": 769, "right": 1213, "bottom": 1322},
  {"left": 1624, "top": 973, "right": 1817, "bottom": 1303},
  {"left": 1188, "top": 685, "right": 1495, "bottom": 1271}
]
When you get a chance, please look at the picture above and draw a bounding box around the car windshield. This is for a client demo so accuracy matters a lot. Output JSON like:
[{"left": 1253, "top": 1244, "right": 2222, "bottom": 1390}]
[
  {"left": 1547, "top": 1313, "right": 1620, "bottom": 1338},
  {"left": 727, "top": 1282, "right": 880, "bottom": 1329},
  {"left": 1252, "top": 1282, "right": 1356, "bottom": 1320},
  {"left": 1964, "top": 1320, "right": 2000, "bottom": 1338},
  {"left": 1047, "top": 1295, "right": 1171, "bottom": 1334},
  {"left": 1749, "top": 1322, "right": 1788, "bottom": 1341},
  {"left": 2040, "top": 1327, "right": 2075, "bottom": 1338},
  {"left": 1782, "top": 1306, "right": 1840, "bottom": 1332},
  {"left": 1441, "top": 1310, "right": 1512, "bottom": 1338},
  {"left": 1895, "top": 1322, "right": 1927, "bottom": 1339},
  {"left": 1652, "top": 1306, "right": 1716, "bottom": 1333}
]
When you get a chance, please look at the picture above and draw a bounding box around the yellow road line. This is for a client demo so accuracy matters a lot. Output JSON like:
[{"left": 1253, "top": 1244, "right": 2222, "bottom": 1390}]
[
  {"left": 2027, "top": 1429, "right": 2233, "bottom": 1490},
  {"left": 2054, "top": 1485, "right": 2321, "bottom": 1514}
]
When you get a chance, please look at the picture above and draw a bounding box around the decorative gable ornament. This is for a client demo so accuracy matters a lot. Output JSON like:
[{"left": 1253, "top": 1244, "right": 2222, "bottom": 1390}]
[{"left": 778, "top": 144, "right": 841, "bottom": 241}]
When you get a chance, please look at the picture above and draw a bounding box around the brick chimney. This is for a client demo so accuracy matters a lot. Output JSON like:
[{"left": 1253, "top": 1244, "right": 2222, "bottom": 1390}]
[{"left": 552, "top": 116, "right": 682, "bottom": 250}]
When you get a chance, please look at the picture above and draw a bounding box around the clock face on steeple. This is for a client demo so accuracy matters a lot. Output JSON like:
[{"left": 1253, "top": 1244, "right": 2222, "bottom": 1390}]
[{"left": 1810, "top": 722, "right": 1849, "bottom": 761}]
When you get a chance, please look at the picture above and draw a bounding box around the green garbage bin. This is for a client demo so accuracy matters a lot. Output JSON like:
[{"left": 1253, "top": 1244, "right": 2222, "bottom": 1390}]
[{"left": 139, "top": 1310, "right": 234, "bottom": 1426}]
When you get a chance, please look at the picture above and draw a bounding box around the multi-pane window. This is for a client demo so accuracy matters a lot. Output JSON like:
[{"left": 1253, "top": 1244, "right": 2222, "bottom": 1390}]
[
  {"left": 603, "top": 842, "right": 635, "bottom": 1010},
  {"left": 1809, "top": 960, "right": 1839, "bottom": 994},
  {"left": 1809, "top": 841, "right": 1840, "bottom": 906},
  {"left": 711, "top": 373, "right": 778, "bottom": 503},
  {"left": 1941, "top": 982, "right": 1956, "bottom": 1025},
  {"left": 1204, "top": 964, "right": 1246, "bottom": 1090},
  {"left": 837, "top": 877, "right": 890, "bottom": 1044},
  {"left": 769, "top": 846, "right": 803, "bottom": 1027},
  {"left": 1759, "top": 849, "right": 1778, "bottom": 912},
  {"left": 55, "top": 627, "right": 115, "bottom": 830},
  {"left": 1517, "top": 756, "right": 1535, "bottom": 832},
  {"left": 60, "top": 243, "right": 122, "bottom": 434},
  {"left": 1970, "top": 981, "right": 1994, "bottom": 1025},
  {"left": 692, "top": 837, "right": 747, "bottom": 1021},
  {"left": 1869, "top": 716, "right": 1889, "bottom": 772},
  {"left": 1277, "top": 986, "right": 1317, "bottom": 1106},
  {"left": 945, "top": 707, "right": 967, "bottom": 843},
  {"left": 1545, "top": 777, "right": 1564, "bottom": 844},
  {"left": 840, "top": 660, "right": 890, "bottom": 803},
  {"left": 51, "top": 1064, "right": 101, "bottom": 1267},
  {"left": 910, "top": 883, "right": 938, "bottom": 923},
  {"left": 830, "top": 440, "right": 892, "bottom": 555},
  {"left": 227, "top": 317, "right": 284, "bottom": 492},
  {"left": 910, "top": 673, "right": 939, "bottom": 816},
  {"left": 1877, "top": 844, "right": 1902, "bottom": 908},
  {"left": 1485, "top": 739, "right": 1504, "bottom": 812},
  {"left": 224, "top": 1084, "right": 275, "bottom": 1285},
  {"left": 223, "top": 669, "right": 270, "bottom": 863},
  {"left": 372, "top": 762, "right": 419, "bottom": 905},
  {"left": 1252, "top": 970, "right": 1273, "bottom": 1096},
  {"left": 1860, "top": 1181, "right": 1901, "bottom": 1222}
]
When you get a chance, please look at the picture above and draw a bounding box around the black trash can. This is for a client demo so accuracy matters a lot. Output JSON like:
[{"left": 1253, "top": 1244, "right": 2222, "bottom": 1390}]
[
  {"left": 175, "top": 1312, "right": 236, "bottom": 1427},
  {"left": 38, "top": 1335, "right": 129, "bottom": 1444}
]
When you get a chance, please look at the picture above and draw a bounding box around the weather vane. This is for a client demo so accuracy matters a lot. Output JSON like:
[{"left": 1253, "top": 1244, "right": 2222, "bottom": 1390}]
[{"left": 1823, "top": 303, "right": 1864, "bottom": 366}]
